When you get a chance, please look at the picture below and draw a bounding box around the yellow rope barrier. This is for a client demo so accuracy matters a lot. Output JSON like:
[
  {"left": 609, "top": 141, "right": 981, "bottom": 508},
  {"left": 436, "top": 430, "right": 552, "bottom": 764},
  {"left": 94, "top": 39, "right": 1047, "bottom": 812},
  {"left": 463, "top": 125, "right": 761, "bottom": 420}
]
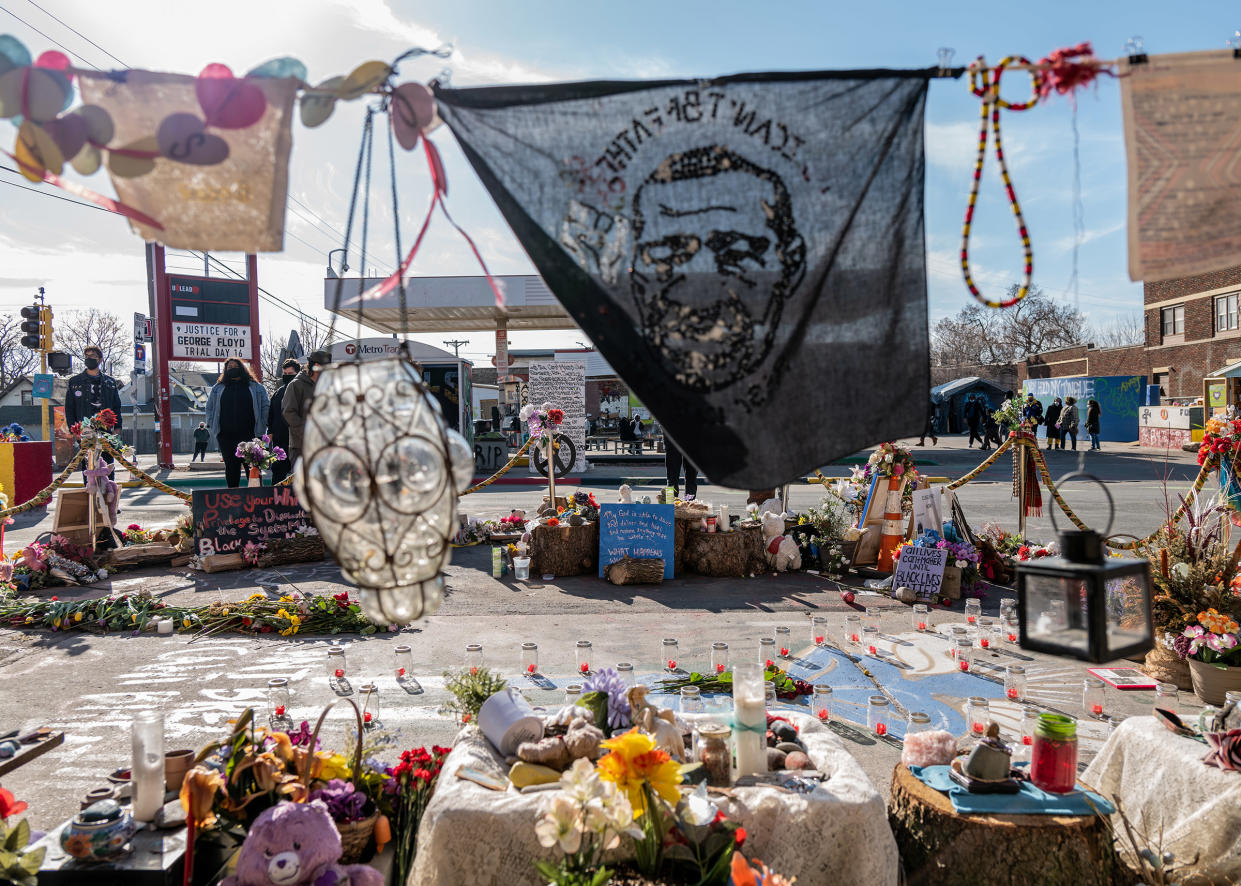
[
  {"left": 462, "top": 435, "right": 536, "bottom": 495},
  {"left": 101, "top": 442, "right": 192, "bottom": 502},
  {"left": 945, "top": 436, "right": 1013, "bottom": 490},
  {"left": 0, "top": 450, "right": 85, "bottom": 520}
]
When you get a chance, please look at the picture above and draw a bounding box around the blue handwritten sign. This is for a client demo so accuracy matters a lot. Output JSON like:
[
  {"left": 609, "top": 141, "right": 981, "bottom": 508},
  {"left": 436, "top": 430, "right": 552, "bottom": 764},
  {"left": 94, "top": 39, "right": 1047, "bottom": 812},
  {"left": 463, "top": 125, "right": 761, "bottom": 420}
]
[{"left": 598, "top": 503, "right": 675, "bottom": 579}]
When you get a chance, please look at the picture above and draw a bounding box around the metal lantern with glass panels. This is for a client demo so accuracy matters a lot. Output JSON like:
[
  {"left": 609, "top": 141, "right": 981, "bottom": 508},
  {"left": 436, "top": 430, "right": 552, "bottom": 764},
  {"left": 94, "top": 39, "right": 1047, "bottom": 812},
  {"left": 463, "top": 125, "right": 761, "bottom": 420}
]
[{"left": 1015, "top": 473, "right": 1154, "bottom": 663}]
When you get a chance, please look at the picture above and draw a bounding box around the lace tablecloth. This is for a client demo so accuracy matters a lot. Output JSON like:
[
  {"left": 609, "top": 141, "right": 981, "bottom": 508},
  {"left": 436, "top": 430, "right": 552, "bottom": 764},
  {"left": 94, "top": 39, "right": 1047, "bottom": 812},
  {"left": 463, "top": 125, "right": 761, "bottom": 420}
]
[
  {"left": 410, "top": 713, "right": 898, "bottom": 886},
  {"left": 1083, "top": 716, "right": 1241, "bottom": 883}
]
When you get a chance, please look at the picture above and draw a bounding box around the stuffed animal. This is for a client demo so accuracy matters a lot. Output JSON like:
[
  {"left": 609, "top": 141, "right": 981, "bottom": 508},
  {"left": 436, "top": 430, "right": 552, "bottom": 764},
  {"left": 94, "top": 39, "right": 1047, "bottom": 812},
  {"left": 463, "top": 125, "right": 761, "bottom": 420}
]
[
  {"left": 626, "top": 686, "right": 687, "bottom": 761},
  {"left": 618, "top": 484, "right": 633, "bottom": 503},
  {"left": 221, "top": 801, "right": 383, "bottom": 886},
  {"left": 761, "top": 512, "right": 802, "bottom": 572}
]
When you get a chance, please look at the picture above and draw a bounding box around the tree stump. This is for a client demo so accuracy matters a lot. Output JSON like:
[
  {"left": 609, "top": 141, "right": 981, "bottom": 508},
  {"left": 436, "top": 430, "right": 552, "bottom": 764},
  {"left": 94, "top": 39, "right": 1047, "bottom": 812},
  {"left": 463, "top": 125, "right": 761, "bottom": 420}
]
[
  {"left": 674, "top": 517, "right": 695, "bottom": 574},
  {"left": 683, "top": 524, "right": 765, "bottom": 577},
  {"left": 887, "top": 764, "right": 1125, "bottom": 886},
  {"left": 530, "top": 521, "right": 599, "bottom": 577}
]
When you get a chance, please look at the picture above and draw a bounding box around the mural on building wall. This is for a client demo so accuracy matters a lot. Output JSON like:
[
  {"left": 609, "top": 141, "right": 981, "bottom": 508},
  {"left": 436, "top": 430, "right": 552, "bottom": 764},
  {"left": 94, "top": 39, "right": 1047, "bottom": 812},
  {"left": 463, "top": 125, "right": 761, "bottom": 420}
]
[{"left": 1023, "top": 375, "right": 1144, "bottom": 442}]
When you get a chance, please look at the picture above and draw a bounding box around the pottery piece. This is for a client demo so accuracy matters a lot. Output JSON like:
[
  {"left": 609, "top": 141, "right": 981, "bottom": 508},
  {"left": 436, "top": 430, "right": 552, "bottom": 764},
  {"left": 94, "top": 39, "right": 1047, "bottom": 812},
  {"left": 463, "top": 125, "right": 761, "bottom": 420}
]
[{"left": 60, "top": 799, "right": 135, "bottom": 860}]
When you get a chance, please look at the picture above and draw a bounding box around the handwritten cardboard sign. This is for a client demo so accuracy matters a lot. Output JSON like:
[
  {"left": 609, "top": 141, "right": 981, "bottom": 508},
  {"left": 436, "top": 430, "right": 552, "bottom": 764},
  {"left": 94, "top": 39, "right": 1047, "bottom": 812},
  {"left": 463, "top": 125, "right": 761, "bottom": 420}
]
[
  {"left": 598, "top": 503, "right": 675, "bottom": 579},
  {"left": 891, "top": 545, "right": 948, "bottom": 600},
  {"left": 192, "top": 485, "right": 314, "bottom": 557}
]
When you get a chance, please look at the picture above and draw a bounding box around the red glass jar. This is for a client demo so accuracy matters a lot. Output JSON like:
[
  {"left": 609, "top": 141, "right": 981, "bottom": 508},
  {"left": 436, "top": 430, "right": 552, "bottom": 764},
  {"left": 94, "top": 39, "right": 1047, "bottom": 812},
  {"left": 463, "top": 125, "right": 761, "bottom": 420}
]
[{"left": 1030, "top": 713, "right": 1078, "bottom": 794}]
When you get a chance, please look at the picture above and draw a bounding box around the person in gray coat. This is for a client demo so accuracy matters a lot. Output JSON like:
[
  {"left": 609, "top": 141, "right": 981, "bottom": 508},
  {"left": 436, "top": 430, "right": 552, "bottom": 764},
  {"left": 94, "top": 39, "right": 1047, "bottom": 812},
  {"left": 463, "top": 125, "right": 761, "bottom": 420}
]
[{"left": 282, "top": 349, "right": 331, "bottom": 470}]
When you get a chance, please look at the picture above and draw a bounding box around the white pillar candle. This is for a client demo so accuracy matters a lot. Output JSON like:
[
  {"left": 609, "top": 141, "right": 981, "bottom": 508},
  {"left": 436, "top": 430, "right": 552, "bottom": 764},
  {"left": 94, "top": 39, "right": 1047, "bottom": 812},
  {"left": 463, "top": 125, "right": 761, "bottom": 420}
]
[
  {"left": 131, "top": 710, "right": 164, "bottom": 823},
  {"left": 732, "top": 663, "right": 767, "bottom": 777},
  {"left": 719, "top": 506, "right": 729, "bottom": 531}
]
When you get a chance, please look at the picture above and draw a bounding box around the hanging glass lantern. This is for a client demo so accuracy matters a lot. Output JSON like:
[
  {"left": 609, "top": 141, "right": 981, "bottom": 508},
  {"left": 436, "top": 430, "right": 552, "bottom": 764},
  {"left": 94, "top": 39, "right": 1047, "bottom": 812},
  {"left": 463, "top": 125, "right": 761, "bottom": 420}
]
[
  {"left": 1015, "top": 473, "right": 1153, "bottom": 663},
  {"left": 294, "top": 354, "right": 474, "bottom": 625}
]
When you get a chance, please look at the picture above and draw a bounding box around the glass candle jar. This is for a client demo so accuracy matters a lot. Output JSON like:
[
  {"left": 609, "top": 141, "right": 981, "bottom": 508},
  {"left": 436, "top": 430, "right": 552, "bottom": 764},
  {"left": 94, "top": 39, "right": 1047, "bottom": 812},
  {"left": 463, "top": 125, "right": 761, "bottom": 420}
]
[
  {"left": 680, "top": 685, "right": 705, "bottom": 715},
  {"left": 1083, "top": 677, "right": 1105, "bottom": 718},
  {"left": 964, "top": 599, "right": 982, "bottom": 625},
  {"left": 863, "top": 606, "right": 879, "bottom": 630},
  {"left": 845, "top": 614, "right": 862, "bottom": 647},
  {"left": 775, "top": 626, "right": 792, "bottom": 658},
  {"left": 957, "top": 639, "right": 973, "bottom": 672},
  {"left": 812, "top": 617, "right": 829, "bottom": 647},
  {"left": 966, "top": 696, "right": 989, "bottom": 737},
  {"left": 1030, "top": 713, "right": 1078, "bottom": 794},
  {"left": 868, "top": 695, "right": 890, "bottom": 736},
  {"left": 327, "top": 647, "right": 346, "bottom": 682},
  {"left": 662, "top": 638, "right": 679, "bottom": 672},
  {"left": 575, "top": 640, "right": 592, "bottom": 675},
  {"left": 268, "top": 678, "right": 291, "bottom": 725},
  {"left": 1017, "top": 706, "right": 1039, "bottom": 762},
  {"left": 759, "top": 637, "right": 776, "bottom": 666},
  {"left": 522, "top": 642, "right": 539, "bottom": 676},
  {"left": 764, "top": 680, "right": 777, "bottom": 709},
  {"left": 394, "top": 644, "right": 413, "bottom": 680},
  {"left": 1005, "top": 665, "right": 1026, "bottom": 702},
  {"left": 912, "top": 603, "right": 929, "bottom": 632},
  {"left": 710, "top": 642, "right": 729, "bottom": 675},
  {"left": 948, "top": 626, "right": 968, "bottom": 658},
  {"left": 999, "top": 597, "right": 1017, "bottom": 620},
  {"left": 1155, "top": 682, "right": 1179, "bottom": 712},
  {"left": 131, "top": 710, "right": 164, "bottom": 824},
  {"left": 697, "top": 723, "right": 732, "bottom": 787},
  {"left": 1003, "top": 614, "right": 1019, "bottom": 644},
  {"left": 360, "top": 682, "right": 379, "bottom": 727},
  {"left": 906, "top": 711, "right": 932, "bottom": 734},
  {"left": 616, "top": 662, "right": 635, "bottom": 687},
  {"left": 863, "top": 625, "right": 879, "bottom": 656},
  {"left": 813, "top": 684, "right": 833, "bottom": 723},
  {"left": 564, "top": 683, "right": 583, "bottom": 705},
  {"left": 465, "top": 644, "right": 483, "bottom": 672},
  {"left": 976, "top": 618, "right": 992, "bottom": 649}
]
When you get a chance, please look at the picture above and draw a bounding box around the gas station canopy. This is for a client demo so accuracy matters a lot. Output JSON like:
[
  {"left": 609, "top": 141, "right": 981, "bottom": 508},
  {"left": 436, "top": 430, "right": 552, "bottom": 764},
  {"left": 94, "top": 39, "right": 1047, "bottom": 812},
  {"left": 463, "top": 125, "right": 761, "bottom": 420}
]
[{"left": 323, "top": 274, "right": 577, "bottom": 332}]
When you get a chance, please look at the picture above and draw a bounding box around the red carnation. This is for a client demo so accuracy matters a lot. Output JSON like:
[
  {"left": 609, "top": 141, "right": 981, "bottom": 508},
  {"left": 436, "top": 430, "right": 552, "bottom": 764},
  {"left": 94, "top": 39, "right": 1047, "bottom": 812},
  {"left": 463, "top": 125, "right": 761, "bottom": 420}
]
[
  {"left": 95, "top": 409, "right": 118, "bottom": 429},
  {"left": 734, "top": 826, "right": 747, "bottom": 847},
  {"left": 547, "top": 409, "right": 565, "bottom": 424}
]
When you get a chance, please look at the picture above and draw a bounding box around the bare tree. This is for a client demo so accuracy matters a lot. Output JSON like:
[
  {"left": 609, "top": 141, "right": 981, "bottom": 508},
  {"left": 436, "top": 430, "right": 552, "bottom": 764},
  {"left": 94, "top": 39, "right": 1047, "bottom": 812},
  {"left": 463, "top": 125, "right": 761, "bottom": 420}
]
[
  {"left": 0, "top": 318, "right": 39, "bottom": 390},
  {"left": 55, "top": 308, "right": 130, "bottom": 375},
  {"left": 1091, "top": 312, "right": 1145, "bottom": 349},
  {"left": 931, "top": 285, "right": 1086, "bottom": 365},
  {"left": 259, "top": 317, "right": 336, "bottom": 393}
]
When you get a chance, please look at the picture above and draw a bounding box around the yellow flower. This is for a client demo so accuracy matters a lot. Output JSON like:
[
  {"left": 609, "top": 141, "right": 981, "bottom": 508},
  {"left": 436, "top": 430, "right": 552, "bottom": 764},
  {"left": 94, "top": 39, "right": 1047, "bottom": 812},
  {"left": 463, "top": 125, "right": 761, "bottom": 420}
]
[
  {"left": 131, "top": 614, "right": 137, "bottom": 623},
  {"left": 279, "top": 595, "right": 294, "bottom": 602},
  {"left": 53, "top": 617, "right": 61, "bottom": 628},
  {"left": 596, "top": 728, "right": 683, "bottom": 817},
  {"left": 24, "top": 616, "right": 32, "bottom": 624},
  {"left": 182, "top": 617, "right": 192, "bottom": 629},
  {"left": 74, "top": 612, "right": 82, "bottom": 622},
  {"left": 222, "top": 608, "right": 230, "bottom": 616},
  {"left": 180, "top": 766, "right": 225, "bottom": 828},
  {"left": 248, "top": 592, "right": 266, "bottom": 602}
]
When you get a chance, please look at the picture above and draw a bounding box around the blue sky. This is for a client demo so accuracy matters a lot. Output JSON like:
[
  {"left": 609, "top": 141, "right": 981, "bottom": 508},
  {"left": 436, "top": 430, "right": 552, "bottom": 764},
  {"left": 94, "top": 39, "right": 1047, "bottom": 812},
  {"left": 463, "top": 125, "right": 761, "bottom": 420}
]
[{"left": 0, "top": 0, "right": 1233, "bottom": 365}]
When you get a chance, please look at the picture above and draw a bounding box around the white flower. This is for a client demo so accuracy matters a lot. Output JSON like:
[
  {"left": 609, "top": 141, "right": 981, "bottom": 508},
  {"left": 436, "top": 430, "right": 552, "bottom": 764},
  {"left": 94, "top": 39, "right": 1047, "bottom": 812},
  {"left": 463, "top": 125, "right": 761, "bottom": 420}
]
[
  {"left": 1171, "top": 562, "right": 1189, "bottom": 580},
  {"left": 956, "top": 559, "right": 968, "bottom": 569},
  {"left": 519, "top": 404, "right": 535, "bottom": 422},
  {"left": 842, "top": 558, "right": 850, "bottom": 565},
  {"left": 560, "top": 757, "right": 601, "bottom": 803},
  {"left": 884, "top": 454, "right": 893, "bottom": 463},
  {"left": 535, "top": 793, "right": 583, "bottom": 853},
  {"left": 679, "top": 783, "right": 718, "bottom": 827},
  {"left": 541, "top": 402, "right": 553, "bottom": 412}
]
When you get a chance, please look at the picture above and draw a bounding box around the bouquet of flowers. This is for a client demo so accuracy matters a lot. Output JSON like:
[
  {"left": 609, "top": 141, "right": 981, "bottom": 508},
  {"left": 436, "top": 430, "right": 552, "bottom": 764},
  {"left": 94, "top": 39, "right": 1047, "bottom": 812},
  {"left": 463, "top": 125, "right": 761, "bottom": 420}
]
[
  {"left": 992, "top": 398, "right": 1033, "bottom": 434},
  {"left": 864, "top": 441, "right": 918, "bottom": 483},
  {"left": 235, "top": 435, "right": 285, "bottom": 471},
  {"left": 533, "top": 758, "right": 639, "bottom": 886},
  {"left": 1198, "top": 415, "right": 1241, "bottom": 467},
  {"left": 378, "top": 745, "right": 450, "bottom": 885},
  {"left": 519, "top": 402, "right": 565, "bottom": 439},
  {"left": 0, "top": 422, "right": 30, "bottom": 442},
  {"left": 70, "top": 408, "right": 124, "bottom": 453},
  {"left": 1173, "top": 608, "right": 1241, "bottom": 666}
]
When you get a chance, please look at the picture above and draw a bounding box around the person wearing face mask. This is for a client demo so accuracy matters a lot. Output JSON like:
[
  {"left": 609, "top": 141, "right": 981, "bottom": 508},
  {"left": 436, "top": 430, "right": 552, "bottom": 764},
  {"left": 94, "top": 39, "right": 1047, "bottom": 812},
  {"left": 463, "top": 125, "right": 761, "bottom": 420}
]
[
  {"left": 282, "top": 350, "right": 331, "bottom": 472},
  {"left": 204, "top": 359, "right": 270, "bottom": 488},
  {"left": 65, "top": 345, "right": 123, "bottom": 479},
  {"left": 267, "top": 358, "right": 301, "bottom": 484}
]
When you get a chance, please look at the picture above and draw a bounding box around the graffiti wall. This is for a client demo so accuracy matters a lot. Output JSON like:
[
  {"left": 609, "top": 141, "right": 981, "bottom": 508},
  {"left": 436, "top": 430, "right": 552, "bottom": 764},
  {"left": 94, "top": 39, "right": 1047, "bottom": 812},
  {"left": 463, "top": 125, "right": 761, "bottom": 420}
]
[{"left": 1023, "top": 375, "right": 1144, "bottom": 442}]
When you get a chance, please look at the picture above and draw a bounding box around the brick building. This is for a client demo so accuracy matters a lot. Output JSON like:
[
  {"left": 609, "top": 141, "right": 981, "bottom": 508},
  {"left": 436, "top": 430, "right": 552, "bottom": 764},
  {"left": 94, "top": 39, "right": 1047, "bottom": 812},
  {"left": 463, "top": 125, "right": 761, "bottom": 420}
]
[{"left": 1019, "top": 265, "right": 1241, "bottom": 403}]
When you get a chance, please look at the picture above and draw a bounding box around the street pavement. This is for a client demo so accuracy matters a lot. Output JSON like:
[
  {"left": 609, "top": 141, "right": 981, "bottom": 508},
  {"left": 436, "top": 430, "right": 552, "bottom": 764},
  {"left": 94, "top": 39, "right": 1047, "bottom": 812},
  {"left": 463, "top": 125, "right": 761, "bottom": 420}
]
[{"left": 0, "top": 434, "right": 1203, "bottom": 833}]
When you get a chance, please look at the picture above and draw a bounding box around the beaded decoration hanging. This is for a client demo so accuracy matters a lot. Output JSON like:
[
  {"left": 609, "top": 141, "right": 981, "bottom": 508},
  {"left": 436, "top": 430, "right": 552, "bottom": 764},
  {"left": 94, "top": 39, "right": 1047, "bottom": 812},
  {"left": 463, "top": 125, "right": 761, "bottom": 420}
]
[{"left": 961, "top": 57, "right": 1046, "bottom": 309}]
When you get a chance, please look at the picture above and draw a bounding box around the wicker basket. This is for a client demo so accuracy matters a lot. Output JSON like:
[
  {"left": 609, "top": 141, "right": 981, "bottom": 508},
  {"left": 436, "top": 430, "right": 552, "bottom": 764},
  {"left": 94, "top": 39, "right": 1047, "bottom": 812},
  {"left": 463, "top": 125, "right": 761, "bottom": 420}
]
[
  {"left": 336, "top": 811, "right": 379, "bottom": 864},
  {"left": 256, "top": 536, "right": 326, "bottom": 567}
]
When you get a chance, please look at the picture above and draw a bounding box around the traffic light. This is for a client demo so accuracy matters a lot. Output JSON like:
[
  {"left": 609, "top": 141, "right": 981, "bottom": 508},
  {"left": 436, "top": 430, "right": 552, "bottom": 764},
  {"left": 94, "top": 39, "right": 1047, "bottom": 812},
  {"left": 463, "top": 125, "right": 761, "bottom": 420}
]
[
  {"left": 19, "top": 306, "right": 40, "bottom": 349},
  {"left": 19, "top": 305, "right": 52, "bottom": 350}
]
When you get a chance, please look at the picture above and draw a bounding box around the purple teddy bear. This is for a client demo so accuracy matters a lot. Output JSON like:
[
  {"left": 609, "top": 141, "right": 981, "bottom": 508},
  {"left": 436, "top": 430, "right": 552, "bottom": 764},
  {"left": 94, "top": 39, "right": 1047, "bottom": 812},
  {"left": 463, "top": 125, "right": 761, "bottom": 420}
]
[{"left": 221, "top": 801, "right": 383, "bottom": 886}]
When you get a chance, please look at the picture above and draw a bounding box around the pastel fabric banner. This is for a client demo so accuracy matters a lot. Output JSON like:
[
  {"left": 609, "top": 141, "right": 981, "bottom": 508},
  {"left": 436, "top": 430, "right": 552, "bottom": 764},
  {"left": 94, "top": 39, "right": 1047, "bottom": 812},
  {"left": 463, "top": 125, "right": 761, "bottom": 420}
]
[
  {"left": 1121, "top": 51, "right": 1241, "bottom": 282},
  {"left": 79, "top": 70, "right": 297, "bottom": 252},
  {"left": 436, "top": 70, "right": 930, "bottom": 487}
]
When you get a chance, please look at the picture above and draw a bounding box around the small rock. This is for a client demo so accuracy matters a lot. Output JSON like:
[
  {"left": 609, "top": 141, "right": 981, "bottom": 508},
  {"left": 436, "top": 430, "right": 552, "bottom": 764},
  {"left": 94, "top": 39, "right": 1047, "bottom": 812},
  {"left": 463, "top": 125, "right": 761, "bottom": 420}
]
[
  {"left": 766, "top": 748, "right": 787, "bottom": 770},
  {"left": 770, "top": 721, "right": 798, "bottom": 743},
  {"left": 776, "top": 741, "right": 805, "bottom": 755},
  {"left": 766, "top": 731, "right": 777, "bottom": 747},
  {"left": 895, "top": 586, "right": 916, "bottom": 604},
  {"left": 785, "top": 751, "right": 811, "bottom": 770},
  {"left": 568, "top": 514, "right": 584, "bottom": 526}
]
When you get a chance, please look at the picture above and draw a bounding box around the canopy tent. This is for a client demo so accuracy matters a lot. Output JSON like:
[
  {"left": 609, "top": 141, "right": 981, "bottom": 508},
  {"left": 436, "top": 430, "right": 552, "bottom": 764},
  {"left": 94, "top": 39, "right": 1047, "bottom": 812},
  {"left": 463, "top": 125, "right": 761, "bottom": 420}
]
[{"left": 930, "top": 377, "right": 1007, "bottom": 434}]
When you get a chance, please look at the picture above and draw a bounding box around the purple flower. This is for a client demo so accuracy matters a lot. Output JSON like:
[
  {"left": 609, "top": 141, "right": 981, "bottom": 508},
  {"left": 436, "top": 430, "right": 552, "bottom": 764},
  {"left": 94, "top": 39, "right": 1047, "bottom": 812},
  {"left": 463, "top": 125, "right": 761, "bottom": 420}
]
[
  {"left": 309, "top": 778, "right": 369, "bottom": 823},
  {"left": 261, "top": 434, "right": 271, "bottom": 445},
  {"left": 1173, "top": 633, "right": 1193, "bottom": 659}
]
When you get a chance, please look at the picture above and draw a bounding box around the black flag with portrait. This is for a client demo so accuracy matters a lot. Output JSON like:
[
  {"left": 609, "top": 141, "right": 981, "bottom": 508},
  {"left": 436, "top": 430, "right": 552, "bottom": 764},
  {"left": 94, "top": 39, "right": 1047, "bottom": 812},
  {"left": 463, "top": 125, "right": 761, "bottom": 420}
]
[{"left": 436, "top": 70, "right": 930, "bottom": 487}]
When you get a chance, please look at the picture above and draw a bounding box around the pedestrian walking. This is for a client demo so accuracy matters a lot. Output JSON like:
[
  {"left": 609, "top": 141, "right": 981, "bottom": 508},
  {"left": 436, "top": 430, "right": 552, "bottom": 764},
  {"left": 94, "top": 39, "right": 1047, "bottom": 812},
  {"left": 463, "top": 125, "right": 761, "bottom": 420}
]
[
  {"left": 1044, "top": 397, "right": 1063, "bottom": 449},
  {"left": 1086, "top": 398, "right": 1102, "bottom": 451},
  {"left": 1059, "top": 396, "right": 1080, "bottom": 451},
  {"left": 65, "top": 344, "right": 123, "bottom": 480},
  {"left": 267, "top": 358, "right": 300, "bottom": 483},
  {"left": 965, "top": 395, "right": 984, "bottom": 449},
  {"left": 191, "top": 422, "right": 210, "bottom": 462},
  {"left": 205, "top": 359, "right": 269, "bottom": 488},
  {"left": 282, "top": 349, "right": 331, "bottom": 471},
  {"left": 918, "top": 397, "right": 938, "bottom": 447},
  {"left": 664, "top": 438, "right": 698, "bottom": 500},
  {"left": 1022, "top": 394, "right": 1044, "bottom": 432}
]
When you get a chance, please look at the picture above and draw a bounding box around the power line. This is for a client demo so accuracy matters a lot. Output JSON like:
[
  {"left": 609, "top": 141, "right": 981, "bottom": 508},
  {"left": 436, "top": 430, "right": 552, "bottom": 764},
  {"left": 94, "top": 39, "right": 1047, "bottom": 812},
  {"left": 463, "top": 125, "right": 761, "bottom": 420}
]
[
  {"left": 20, "top": 0, "right": 127, "bottom": 67},
  {"left": 0, "top": 3, "right": 102, "bottom": 68}
]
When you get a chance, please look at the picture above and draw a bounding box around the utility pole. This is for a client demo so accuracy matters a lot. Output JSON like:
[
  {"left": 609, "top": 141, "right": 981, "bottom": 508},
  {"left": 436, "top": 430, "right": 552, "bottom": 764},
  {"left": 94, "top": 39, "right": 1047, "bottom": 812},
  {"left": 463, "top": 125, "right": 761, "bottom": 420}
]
[{"left": 443, "top": 339, "right": 469, "bottom": 357}]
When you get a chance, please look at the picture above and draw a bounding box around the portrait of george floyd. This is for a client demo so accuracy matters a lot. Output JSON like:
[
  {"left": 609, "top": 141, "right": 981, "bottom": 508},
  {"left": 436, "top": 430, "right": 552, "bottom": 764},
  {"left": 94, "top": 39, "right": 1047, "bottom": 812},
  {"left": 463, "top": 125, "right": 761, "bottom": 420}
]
[{"left": 436, "top": 73, "right": 931, "bottom": 487}]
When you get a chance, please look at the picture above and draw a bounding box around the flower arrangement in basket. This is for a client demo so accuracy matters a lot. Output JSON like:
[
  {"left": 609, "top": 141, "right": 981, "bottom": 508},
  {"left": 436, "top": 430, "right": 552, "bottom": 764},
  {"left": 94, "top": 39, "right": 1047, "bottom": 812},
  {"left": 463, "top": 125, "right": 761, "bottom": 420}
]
[{"left": 520, "top": 402, "right": 565, "bottom": 439}]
